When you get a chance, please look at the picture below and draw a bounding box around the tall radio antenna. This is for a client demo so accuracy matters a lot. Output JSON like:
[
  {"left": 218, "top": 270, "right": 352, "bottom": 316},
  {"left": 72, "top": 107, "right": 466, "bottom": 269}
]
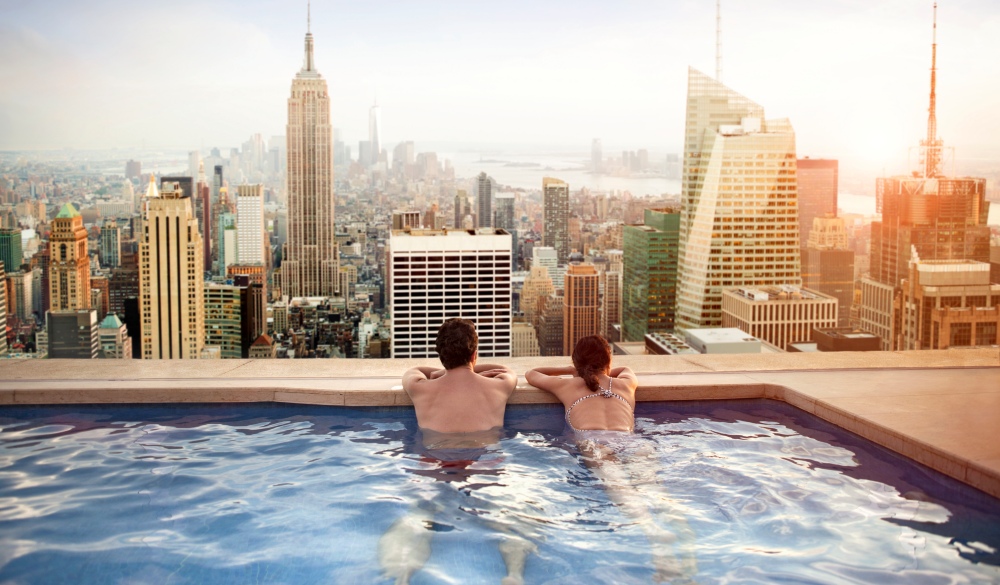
[
  {"left": 922, "top": 2, "right": 942, "bottom": 177},
  {"left": 716, "top": 0, "right": 723, "bottom": 81}
]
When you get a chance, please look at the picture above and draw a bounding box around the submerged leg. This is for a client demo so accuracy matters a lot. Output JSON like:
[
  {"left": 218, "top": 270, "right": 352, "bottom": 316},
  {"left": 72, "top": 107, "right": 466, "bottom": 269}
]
[
  {"left": 584, "top": 447, "right": 698, "bottom": 583},
  {"left": 377, "top": 503, "right": 434, "bottom": 585},
  {"left": 498, "top": 534, "right": 537, "bottom": 585}
]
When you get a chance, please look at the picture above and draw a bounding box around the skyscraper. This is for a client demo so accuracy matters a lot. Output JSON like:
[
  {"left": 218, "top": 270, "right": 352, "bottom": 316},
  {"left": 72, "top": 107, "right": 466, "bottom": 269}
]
[
  {"left": 676, "top": 68, "right": 802, "bottom": 330},
  {"left": 454, "top": 190, "right": 468, "bottom": 229},
  {"left": 802, "top": 216, "right": 854, "bottom": 328},
  {"left": 796, "top": 159, "right": 838, "bottom": 248},
  {"left": 99, "top": 222, "right": 121, "bottom": 269},
  {"left": 282, "top": 12, "right": 338, "bottom": 298},
  {"left": 49, "top": 203, "right": 90, "bottom": 312},
  {"left": 476, "top": 172, "right": 495, "bottom": 228},
  {"left": 236, "top": 184, "right": 266, "bottom": 266},
  {"left": 622, "top": 208, "right": 680, "bottom": 341},
  {"left": 388, "top": 228, "right": 512, "bottom": 359},
  {"left": 591, "top": 138, "right": 602, "bottom": 173},
  {"left": 0, "top": 260, "right": 6, "bottom": 356},
  {"left": 139, "top": 181, "right": 205, "bottom": 359},
  {"left": 563, "top": 263, "right": 600, "bottom": 356},
  {"left": 542, "top": 177, "right": 570, "bottom": 263},
  {"left": 368, "top": 100, "right": 381, "bottom": 168},
  {"left": 0, "top": 228, "right": 22, "bottom": 273},
  {"left": 859, "top": 6, "right": 991, "bottom": 350}
]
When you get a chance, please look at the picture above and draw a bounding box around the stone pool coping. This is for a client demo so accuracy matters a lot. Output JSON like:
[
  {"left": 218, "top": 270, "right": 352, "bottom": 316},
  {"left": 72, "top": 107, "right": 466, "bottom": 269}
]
[{"left": 2, "top": 349, "right": 999, "bottom": 499}]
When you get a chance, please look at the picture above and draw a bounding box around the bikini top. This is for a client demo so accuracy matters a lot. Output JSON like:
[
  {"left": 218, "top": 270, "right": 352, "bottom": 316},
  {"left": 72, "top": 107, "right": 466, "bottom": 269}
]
[{"left": 565, "top": 375, "right": 634, "bottom": 432}]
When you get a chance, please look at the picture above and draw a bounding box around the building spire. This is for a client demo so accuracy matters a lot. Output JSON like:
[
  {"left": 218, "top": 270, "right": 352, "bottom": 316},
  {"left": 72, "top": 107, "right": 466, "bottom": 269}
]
[
  {"left": 922, "top": 2, "right": 942, "bottom": 177},
  {"left": 302, "top": 1, "right": 315, "bottom": 73},
  {"left": 716, "top": 0, "right": 723, "bottom": 81}
]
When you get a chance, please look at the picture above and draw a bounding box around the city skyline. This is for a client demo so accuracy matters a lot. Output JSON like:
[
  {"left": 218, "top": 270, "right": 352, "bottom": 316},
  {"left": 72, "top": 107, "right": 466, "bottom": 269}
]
[{"left": 2, "top": 0, "right": 999, "bottom": 172}]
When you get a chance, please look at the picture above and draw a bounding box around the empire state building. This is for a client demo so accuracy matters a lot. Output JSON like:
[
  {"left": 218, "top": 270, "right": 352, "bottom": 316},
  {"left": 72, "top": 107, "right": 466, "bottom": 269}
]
[{"left": 282, "top": 13, "right": 338, "bottom": 298}]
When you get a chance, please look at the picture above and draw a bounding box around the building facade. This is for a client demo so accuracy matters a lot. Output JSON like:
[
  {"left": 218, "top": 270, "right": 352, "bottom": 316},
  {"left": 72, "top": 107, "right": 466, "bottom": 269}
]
[
  {"left": 900, "top": 259, "right": 1000, "bottom": 350},
  {"left": 98, "top": 313, "right": 132, "bottom": 359},
  {"left": 476, "top": 172, "right": 495, "bottom": 228},
  {"left": 388, "top": 228, "right": 512, "bottom": 359},
  {"left": 48, "top": 204, "right": 91, "bottom": 313},
  {"left": 796, "top": 158, "right": 838, "bottom": 248},
  {"left": 676, "top": 69, "right": 802, "bottom": 331},
  {"left": 47, "top": 309, "right": 99, "bottom": 359},
  {"left": 563, "top": 263, "right": 600, "bottom": 355},
  {"left": 282, "top": 20, "right": 338, "bottom": 298},
  {"left": 99, "top": 222, "right": 121, "bottom": 269},
  {"left": 139, "top": 181, "right": 205, "bottom": 359},
  {"left": 542, "top": 177, "right": 570, "bottom": 263},
  {"left": 236, "top": 184, "right": 266, "bottom": 266},
  {"left": 622, "top": 208, "right": 680, "bottom": 341},
  {"left": 721, "top": 286, "right": 838, "bottom": 351}
]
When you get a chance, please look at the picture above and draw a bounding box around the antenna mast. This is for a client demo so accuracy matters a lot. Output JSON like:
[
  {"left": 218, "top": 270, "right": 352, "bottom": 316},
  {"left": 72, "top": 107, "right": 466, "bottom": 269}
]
[
  {"left": 715, "top": 0, "right": 723, "bottom": 81},
  {"left": 922, "top": 2, "right": 942, "bottom": 178}
]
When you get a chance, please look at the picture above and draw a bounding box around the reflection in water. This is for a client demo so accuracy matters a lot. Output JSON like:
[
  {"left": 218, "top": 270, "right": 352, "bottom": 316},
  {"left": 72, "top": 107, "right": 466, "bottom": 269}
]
[{"left": 0, "top": 401, "right": 997, "bottom": 584}]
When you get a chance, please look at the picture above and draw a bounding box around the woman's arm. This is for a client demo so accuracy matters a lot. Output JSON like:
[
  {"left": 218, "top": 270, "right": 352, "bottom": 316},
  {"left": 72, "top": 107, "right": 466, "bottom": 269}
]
[{"left": 609, "top": 366, "right": 639, "bottom": 390}]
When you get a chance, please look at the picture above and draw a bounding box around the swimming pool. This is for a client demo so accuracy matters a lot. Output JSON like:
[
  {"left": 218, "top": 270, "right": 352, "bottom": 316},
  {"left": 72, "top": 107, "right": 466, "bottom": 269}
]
[{"left": 0, "top": 400, "right": 998, "bottom": 584}]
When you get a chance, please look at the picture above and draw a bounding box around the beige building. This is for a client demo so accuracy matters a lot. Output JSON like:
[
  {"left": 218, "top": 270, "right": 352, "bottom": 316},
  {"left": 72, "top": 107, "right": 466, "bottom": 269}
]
[
  {"left": 722, "top": 286, "right": 837, "bottom": 351},
  {"left": 521, "top": 265, "right": 554, "bottom": 329},
  {"left": 563, "top": 263, "right": 600, "bottom": 355},
  {"left": 49, "top": 203, "right": 90, "bottom": 312},
  {"left": 282, "top": 21, "right": 338, "bottom": 298},
  {"left": 512, "top": 321, "right": 540, "bottom": 357},
  {"left": 98, "top": 313, "right": 132, "bottom": 359},
  {"left": 140, "top": 181, "right": 205, "bottom": 359},
  {"left": 600, "top": 267, "right": 622, "bottom": 341},
  {"left": 900, "top": 259, "right": 1000, "bottom": 350},
  {"left": 677, "top": 69, "right": 802, "bottom": 330}
]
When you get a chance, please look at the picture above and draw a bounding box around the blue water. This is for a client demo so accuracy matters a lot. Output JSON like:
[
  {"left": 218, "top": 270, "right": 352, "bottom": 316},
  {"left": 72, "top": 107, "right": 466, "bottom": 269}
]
[{"left": 0, "top": 400, "right": 998, "bottom": 585}]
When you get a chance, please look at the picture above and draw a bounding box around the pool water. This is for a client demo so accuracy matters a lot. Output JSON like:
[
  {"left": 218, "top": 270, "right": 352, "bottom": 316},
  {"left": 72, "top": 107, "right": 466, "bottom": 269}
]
[{"left": 0, "top": 400, "right": 998, "bottom": 584}]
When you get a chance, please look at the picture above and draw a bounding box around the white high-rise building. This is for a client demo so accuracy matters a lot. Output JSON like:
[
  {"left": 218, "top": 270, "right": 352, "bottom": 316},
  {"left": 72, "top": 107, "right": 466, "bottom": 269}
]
[
  {"left": 236, "top": 184, "right": 265, "bottom": 265},
  {"left": 531, "top": 246, "right": 564, "bottom": 289},
  {"left": 389, "top": 228, "right": 513, "bottom": 359},
  {"left": 282, "top": 13, "right": 338, "bottom": 298},
  {"left": 676, "top": 68, "right": 802, "bottom": 330}
]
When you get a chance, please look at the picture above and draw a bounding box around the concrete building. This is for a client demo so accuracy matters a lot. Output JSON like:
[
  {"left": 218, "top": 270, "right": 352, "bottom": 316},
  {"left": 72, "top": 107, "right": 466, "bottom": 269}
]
[
  {"left": 140, "top": 181, "right": 205, "bottom": 359},
  {"left": 521, "top": 265, "right": 554, "bottom": 329},
  {"left": 900, "top": 258, "right": 1000, "bottom": 350},
  {"left": 600, "top": 267, "right": 622, "bottom": 342},
  {"left": 531, "top": 246, "right": 564, "bottom": 290},
  {"left": 563, "top": 263, "right": 600, "bottom": 356},
  {"left": 217, "top": 213, "right": 238, "bottom": 276},
  {"left": 249, "top": 333, "right": 277, "bottom": 358},
  {"left": 796, "top": 159, "right": 838, "bottom": 248},
  {"left": 388, "top": 228, "right": 512, "bottom": 359},
  {"left": 512, "top": 321, "right": 541, "bottom": 357},
  {"left": 536, "top": 292, "right": 565, "bottom": 356},
  {"left": 622, "top": 208, "right": 680, "bottom": 341},
  {"left": 677, "top": 69, "right": 802, "bottom": 330},
  {"left": 7, "top": 269, "right": 33, "bottom": 321},
  {"left": 722, "top": 286, "right": 838, "bottom": 351},
  {"left": 0, "top": 260, "right": 6, "bottom": 355},
  {"left": 47, "top": 309, "right": 99, "bottom": 359},
  {"left": 453, "top": 190, "right": 468, "bottom": 230},
  {"left": 236, "top": 184, "right": 266, "bottom": 266},
  {"left": 204, "top": 283, "right": 243, "bottom": 359},
  {"left": 48, "top": 204, "right": 91, "bottom": 313},
  {"left": 802, "top": 216, "right": 855, "bottom": 328},
  {"left": 684, "top": 327, "right": 762, "bottom": 354},
  {"left": 644, "top": 332, "right": 699, "bottom": 355},
  {"left": 99, "top": 222, "right": 121, "bottom": 269},
  {"left": 392, "top": 211, "right": 421, "bottom": 230},
  {"left": 98, "top": 313, "right": 132, "bottom": 359},
  {"left": 282, "top": 18, "right": 338, "bottom": 298},
  {"left": 476, "top": 172, "right": 495, "bottom": 228},
  {"left": 543, "top": 177, "right": 570, "bottom": 262}
]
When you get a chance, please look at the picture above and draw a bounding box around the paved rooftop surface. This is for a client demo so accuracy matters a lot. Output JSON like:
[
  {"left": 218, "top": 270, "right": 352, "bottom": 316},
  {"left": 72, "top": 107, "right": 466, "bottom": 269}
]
[{"left": 1, "top": 349, "right": 998, "bottom": 499}]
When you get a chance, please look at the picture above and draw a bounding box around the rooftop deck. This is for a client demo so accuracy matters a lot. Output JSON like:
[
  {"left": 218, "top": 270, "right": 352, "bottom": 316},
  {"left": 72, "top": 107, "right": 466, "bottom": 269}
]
[{"left": 2, "top": 349, "right": 998, "bottom": 499}]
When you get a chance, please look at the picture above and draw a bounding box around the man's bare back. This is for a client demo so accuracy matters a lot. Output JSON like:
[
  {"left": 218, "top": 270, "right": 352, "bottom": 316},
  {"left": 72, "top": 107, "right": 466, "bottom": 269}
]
[{"left": 402, "top": 362, "right": 518, "bottom": 433}]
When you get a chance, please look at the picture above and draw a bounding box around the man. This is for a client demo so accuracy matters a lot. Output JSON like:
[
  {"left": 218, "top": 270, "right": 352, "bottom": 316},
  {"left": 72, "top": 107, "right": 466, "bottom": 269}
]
[
  {"left": 383, "top": 318, "right": 532, "bottom": 585},
  {"left": 401, "top": 318, "right": 517, "bottom": 432}
]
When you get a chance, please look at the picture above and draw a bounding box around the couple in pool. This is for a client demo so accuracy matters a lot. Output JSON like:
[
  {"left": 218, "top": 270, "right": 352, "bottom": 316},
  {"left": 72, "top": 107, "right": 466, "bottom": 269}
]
[{"left": 380, "top": 318, "right": 696, "bottom": 585}]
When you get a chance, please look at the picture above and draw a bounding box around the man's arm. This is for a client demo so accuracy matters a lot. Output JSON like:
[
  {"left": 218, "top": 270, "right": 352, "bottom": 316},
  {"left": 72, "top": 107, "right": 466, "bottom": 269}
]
[
  {"left": 474, "top": 363, "right": 518, "bottom": 392},
  {"left": 402, "top": 366, "right": 444, "bottom": 394}
]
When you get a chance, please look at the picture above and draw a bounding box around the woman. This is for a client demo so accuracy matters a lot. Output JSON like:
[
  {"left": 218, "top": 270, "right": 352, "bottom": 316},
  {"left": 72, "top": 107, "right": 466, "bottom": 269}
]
[
  {"left": 525, "top": 335, "right": 638, "bottom": 434},
  {"left": 526, "top": 335, "right": 698, "bottom": 582}
]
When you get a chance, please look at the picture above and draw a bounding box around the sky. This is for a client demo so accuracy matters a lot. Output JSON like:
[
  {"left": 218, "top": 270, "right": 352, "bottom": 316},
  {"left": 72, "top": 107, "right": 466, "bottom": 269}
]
[{"left": 1, "top": 0, "right": 999, "bottom": 171}]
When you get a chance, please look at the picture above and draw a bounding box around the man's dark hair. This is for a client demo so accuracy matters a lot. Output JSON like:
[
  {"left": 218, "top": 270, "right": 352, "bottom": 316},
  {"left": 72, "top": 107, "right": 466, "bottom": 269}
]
[{"left": 436, "top": 318, "right": 478, "bottom": 369}]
